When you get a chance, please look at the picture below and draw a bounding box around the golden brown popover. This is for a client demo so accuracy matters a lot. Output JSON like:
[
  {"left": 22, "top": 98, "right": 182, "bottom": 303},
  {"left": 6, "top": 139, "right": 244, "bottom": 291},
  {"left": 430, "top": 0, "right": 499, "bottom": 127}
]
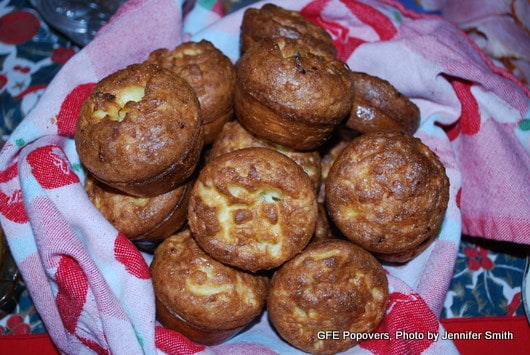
[
  {"left": 84, "top": 174, "right": 191, "bottom": 242},
  {"left": 75, "top": 63, "right": 203, "bottom": 196},
  {"left": 240, "top": 3, "right": 337, "bottom": 57},
  {"left": 346, "top": 72, "right": 420, "bottom": 134},
  {"left": 268, "top": 239, "right": 388, "bottom": 354},
  {"left": 325, "top": 131, "right": 449, "bottom": 262},
  {"left": 146, "top": 40, "right": 236, "bottom": 144},
  {"left": 208, "top": 120, "right": 321, "bottom": 192},
  {"left": 188, "top": 147, "right": 318, "bottom": 272},
  {"left": 234, "top": 37, "right": 354, "bottom": 151},
  {"left": 151, "top": 229, "right": 269, "bottom": 345}
]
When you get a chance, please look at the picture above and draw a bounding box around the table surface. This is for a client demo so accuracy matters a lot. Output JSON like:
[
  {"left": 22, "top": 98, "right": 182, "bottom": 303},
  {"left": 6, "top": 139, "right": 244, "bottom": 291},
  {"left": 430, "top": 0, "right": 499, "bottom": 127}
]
[{"left": 0, "top": 0, "right": 528, "bottom": 337}]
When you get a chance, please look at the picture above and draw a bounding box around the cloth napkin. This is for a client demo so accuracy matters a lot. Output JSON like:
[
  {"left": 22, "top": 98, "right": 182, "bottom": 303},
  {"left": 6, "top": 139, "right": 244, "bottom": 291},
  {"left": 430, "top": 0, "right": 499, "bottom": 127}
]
[
  {"left": 0, "top": 0, "right": 528, "bottom": 354},
  {"left": 418, "top": 0, "right": 530, "bottom": 85}
]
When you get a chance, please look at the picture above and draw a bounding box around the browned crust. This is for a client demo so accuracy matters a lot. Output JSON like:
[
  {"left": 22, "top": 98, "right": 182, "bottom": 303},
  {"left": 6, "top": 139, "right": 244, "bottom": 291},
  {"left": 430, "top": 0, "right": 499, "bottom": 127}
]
[
  {"left": 234, "top": 38, "right": 354, "bottom": 150},
  {"left": 318, "top": 127, "right": 360, "bottom": 204},
  {"left": 188, "top": 147, "right": 318, "bottom": 272},
  {"left": 240, "top": 3, "right": 337, "bottom": 57},
  {"left": 346, "top": 72, "right": 420, "bottom": 134},
  {"left": 374, "top": 232, "right": 437, "bottom": 264},
  {"left": 150, "top": 229, "right": 269, "bottom": 343},
  {"left": 85, "top": 174, "right": 191, "bottom": 241},
  {"left": 311, "top": 202, "right": 338, "bottom": 241},
  {"left": 75, "top": 63, "right": 203, "bottom": 196},
  {"left": 325, "top": 131, "right": 449, "bottom": 254},
  {"left": 155, "top": 297, "right": 246, "bottom": 345},
  {"left": 146, "top": 40, "right": 236, "bottom": 144},
  {"left": 208, "top": 120, "right": 322, "bottom": 193},
  {"left": 267, "top": 239, "right": 388, "bottom": 354}
]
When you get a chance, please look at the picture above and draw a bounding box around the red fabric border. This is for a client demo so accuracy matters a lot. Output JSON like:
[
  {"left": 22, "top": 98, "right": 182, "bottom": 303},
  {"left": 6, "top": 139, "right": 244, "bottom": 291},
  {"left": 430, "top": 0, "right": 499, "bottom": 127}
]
[
  {"left": 440, "top": 315, "right": 530, "bottom": 354},
  {"left": 1, "top": 316, "right": 528, "bottom": 354},
  {"left": 0, "top": 333, "right": 58, "bottom": 354}
]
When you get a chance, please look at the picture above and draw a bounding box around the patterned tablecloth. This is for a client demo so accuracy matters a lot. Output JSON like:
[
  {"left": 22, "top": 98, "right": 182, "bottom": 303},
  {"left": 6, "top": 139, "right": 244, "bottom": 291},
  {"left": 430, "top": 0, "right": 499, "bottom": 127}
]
[{"left": 0, "top": 0, "right": 527, "bottom": 339}]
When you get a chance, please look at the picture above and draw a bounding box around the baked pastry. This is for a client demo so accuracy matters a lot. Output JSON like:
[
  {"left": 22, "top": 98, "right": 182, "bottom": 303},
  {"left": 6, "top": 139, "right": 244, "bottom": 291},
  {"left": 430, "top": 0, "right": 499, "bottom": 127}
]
[
  {"left": 325, "top": 131, "right": 449, "bottom": 261},
  {"left": 240, "top": 3, "right": 337, "bottom": 57},
  {"left": 267, "top": 239, "right": 388, "bottom": 354},
  {"left": 208, "top": 120, "right": 321, "bottom": 192},
  {"left": 234, "top": 37, "right": 354, "bottom": 151},
  {"left": 318, "top": 127, "right": 359, "bottom": 203},
  {"left": 374, "top": 232, "right": 437, "bottom": 264},
  {"left": 345, "top": 72, "right": 420, "bottom": 134},
  {"left": 146, "top": 40, "right": 236, "bottom": 144},
  {"left": 75, "top": 63, "right": 203, "bottom": 196},
  {"left": 151, "top": 229, "right": 269, "bottom": 345},
  {"left": 188, "top": 147, "right": 318, "bottom": 272},
  {"left": 311, "top": 203, "right": 337, "bottom": 241},
  {"left": 84, "top": 174, "right": 191, "bottom": 242}
]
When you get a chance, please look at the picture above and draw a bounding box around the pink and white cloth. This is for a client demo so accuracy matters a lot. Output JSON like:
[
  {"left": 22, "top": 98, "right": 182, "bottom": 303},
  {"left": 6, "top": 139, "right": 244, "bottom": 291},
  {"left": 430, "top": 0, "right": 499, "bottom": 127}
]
[
  {"left": 0, "top": 0, "right": 528, "bottom": 353},
  {"left": 419, "top": 0, "right": 530, "bottom": 85}
]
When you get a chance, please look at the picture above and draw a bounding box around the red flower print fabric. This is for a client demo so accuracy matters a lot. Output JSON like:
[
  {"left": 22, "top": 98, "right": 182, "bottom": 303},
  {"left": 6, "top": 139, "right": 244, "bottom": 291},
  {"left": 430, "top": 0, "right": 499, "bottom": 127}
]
[
  {"left": 56, "top": 83, "right": 96, "bottom": 137},
  {"left": 464, "top": 245, "right": 494, "bottom": 271},
  {"left": 26, "top": 145, "right": 80, "bottom": 189},
  {"left": 114, "top": 233, "right": 151, "bottom": 280},
  {"left": 55, "top": 256, "right": 89, "bottom": 334},
  {"left": 0, "top": 10, "right": 40, "bottom": 45}
]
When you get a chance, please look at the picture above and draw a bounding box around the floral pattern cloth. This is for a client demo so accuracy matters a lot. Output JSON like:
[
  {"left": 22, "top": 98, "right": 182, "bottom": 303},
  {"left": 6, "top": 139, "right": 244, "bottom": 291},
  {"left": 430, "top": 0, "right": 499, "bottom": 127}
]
[
  {"left": 0, "top": 0, "right": 78, "bottom": 336},
  {"left": 0, "top": 0, "right": 528, "bottom": 352},
  {"left": 442, "top": 237, "right": 526, "bottom": 319}
]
